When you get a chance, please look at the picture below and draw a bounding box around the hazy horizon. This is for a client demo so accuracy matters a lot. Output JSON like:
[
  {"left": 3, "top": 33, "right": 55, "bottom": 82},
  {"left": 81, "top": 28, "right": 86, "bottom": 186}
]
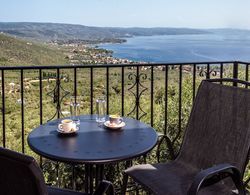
[
  {"left": 1, "top": 21, "right": 250, "bottom": 31},
  {"left": 1, "top": 0, "right": 250, "bottom": 29}
]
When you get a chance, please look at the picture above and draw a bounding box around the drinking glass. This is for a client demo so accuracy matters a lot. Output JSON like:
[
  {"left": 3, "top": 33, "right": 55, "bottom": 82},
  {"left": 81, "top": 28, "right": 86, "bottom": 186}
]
[
  {"left": 70, "top": 96, "right": 81, "bottom": 126},
  {"left": 96, "top": 97, "right": 106, "bottom": 123}
]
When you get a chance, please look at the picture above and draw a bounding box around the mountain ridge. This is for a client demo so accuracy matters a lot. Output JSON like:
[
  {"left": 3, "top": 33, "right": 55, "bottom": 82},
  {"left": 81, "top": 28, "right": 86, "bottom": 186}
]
[{"left": 0, "top": 22, "right": 211, "bottom": 42}]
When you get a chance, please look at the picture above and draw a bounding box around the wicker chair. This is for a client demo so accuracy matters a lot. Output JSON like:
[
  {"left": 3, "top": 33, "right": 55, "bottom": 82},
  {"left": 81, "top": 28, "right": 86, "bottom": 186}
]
[
  {"left": 124, "top": 79, "right": 250, "bottom": 195},
  {"left": 0, "top": 147, "right": 114, "bottom": 195}
]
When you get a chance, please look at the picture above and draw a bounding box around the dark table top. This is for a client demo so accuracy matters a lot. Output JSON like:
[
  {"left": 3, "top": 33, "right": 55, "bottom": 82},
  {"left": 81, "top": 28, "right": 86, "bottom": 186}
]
[{"left": 28, "top": 115, "right": 158, "bottom": 164}]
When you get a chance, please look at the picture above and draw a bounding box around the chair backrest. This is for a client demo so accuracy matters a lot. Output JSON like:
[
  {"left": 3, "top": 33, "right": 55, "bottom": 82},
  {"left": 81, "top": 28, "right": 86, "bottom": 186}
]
[
  {"left": 0, "top": 147, "right": 48, "bottom": 195},
  {"left": 178, "top": 79, "right": 250, "bottom": 175}
]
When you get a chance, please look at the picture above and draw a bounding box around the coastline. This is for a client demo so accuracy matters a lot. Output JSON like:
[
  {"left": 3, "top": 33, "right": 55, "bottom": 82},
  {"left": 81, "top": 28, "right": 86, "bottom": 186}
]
[
  {"left": 63, "top": 35, "right": 153, "bottom": 65},
  {"left": 59, "top": 38, "right": 147, "bottom": 65}
]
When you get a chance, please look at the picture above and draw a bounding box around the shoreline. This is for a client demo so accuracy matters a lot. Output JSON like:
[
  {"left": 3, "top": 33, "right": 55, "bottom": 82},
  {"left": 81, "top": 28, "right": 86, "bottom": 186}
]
[{"left": 57, "top": 39, "right": 147, "bottom": 65}]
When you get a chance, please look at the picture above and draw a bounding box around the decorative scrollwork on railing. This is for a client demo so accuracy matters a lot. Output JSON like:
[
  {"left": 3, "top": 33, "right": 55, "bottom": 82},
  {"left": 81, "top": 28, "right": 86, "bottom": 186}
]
[
  {"left": 198, "top": 66, "right": 218, "bottom": 78},
  {"left": 127, "top": 72, "right": 148, "bottom": 120},
  {"left": 46, "top": 73, "right": 70, "bottom": 121}
]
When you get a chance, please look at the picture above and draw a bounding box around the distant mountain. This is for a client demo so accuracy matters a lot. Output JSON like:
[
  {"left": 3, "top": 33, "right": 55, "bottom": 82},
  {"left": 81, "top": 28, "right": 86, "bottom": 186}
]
[
  {"left": 0, "top": 22, "right": 210, "bottom": 42},
  {"left": 0, "top": 33, "right": 68, "bottom": 65},
  {"left": 208, "top": 28, "right": 250, "bottom": 34}
]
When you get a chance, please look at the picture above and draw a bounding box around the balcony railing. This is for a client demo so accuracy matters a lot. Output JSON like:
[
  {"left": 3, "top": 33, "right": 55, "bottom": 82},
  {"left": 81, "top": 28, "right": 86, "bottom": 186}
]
[{"left": 0, "top": 61, "right": 249, "bottom": 192}]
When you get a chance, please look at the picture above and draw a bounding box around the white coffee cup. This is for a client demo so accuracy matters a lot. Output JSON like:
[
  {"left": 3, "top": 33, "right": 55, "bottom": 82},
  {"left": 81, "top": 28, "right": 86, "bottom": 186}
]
[
  {"left": 58, "top": 119, "right": 76, "bottom": 132},
  {"left": 109, "top": 115, "right": 123, "bottom": 126}
]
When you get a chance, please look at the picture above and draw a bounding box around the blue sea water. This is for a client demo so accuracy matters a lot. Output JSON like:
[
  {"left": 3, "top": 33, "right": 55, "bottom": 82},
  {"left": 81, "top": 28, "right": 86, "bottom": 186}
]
[{"left": 99, "top": 33, "right": 250, "bottom": 63}]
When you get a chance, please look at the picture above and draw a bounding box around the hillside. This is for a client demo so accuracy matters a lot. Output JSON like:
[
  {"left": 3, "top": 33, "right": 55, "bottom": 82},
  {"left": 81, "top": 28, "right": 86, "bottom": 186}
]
[
  {"left": 0, "top": 22, "right": 210, "bottom": 42},
  {"left": 0, "top": 33, "right": 69, "bottom": 65}
]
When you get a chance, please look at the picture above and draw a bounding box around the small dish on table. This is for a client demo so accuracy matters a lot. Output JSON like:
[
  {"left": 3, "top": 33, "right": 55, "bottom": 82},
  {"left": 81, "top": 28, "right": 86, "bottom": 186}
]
[
  {"left": 57, "top": 127, "right": 79, "bottom": 134},
  {"left": 104, "top": 121, "right": 125, "bottom": 130}
]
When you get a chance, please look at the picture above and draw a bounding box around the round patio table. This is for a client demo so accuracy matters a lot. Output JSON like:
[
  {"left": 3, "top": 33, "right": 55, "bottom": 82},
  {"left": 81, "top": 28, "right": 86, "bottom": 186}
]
[{"left": 28, "top": 115, "right": 158, "bottom": 192}]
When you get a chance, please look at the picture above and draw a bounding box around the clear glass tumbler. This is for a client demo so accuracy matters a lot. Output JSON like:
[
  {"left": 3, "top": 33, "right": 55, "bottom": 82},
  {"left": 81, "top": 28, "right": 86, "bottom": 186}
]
[
  {"left": 96, "top": 97, "right": 106, "bottom": 123},
  {"left": 70, "top": 96, "right": 81, "bottom": 126}
]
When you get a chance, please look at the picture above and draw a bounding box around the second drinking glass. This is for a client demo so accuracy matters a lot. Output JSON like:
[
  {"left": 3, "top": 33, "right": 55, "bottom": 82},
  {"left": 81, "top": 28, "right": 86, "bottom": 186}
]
[
  {"left": 96, "top": 97, "right": 106, "bottom": 123},
  {"left": 70, "top": 96, "right": 81, "bottom": 126}
]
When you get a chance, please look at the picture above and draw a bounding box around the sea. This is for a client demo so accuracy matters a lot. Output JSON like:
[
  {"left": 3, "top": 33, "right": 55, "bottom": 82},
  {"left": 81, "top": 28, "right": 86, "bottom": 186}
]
[{"left": 98, "top": 32, "right": 250, "bottom": 63}]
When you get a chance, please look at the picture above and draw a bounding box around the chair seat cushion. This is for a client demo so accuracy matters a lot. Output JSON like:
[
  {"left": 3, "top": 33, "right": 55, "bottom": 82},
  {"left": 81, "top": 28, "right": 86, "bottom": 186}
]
[
  {"left": 47, "top": 186, "right": 87, "bottom": 195},
  {"left": 125, "top": 161, "right": 237, "bottom": 195}
]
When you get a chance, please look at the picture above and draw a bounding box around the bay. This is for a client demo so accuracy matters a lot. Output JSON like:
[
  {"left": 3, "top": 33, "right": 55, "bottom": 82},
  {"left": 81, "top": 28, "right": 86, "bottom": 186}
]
[{"left": 99, "top": 33, "right": 250, "bottom": 63}]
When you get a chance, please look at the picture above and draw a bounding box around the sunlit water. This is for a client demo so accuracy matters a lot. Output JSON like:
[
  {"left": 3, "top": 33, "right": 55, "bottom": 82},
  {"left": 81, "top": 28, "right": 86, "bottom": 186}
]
[{"left": 99, "top": 33, "right": 250, "bottom": 63}]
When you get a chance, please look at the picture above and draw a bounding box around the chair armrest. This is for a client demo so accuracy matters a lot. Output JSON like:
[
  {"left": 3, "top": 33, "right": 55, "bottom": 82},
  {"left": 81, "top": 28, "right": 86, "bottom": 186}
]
[
  {"left": 188, "top": 163, "right": 245, "bottom": 195},
  {"left": 93, "top": 180, "right": 115, "bottom": 195}
]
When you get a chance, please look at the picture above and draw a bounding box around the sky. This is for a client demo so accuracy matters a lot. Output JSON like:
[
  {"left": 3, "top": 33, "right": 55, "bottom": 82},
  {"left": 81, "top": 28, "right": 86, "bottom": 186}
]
[{"left": 0, "top": 0, "right": 250, "bottom": 29}]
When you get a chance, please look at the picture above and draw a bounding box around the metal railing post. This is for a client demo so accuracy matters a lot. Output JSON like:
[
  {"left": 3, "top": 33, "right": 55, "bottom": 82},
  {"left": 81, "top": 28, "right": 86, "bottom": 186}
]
[{"left": 233, "top": 61, "right": 239, "bottom": 86}]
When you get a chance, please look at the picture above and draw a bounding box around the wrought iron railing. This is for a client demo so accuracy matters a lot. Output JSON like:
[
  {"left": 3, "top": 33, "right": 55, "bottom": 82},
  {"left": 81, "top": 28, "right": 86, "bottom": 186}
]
[{"left": 0, "top": 61, "right": 249, "bottom": 192}]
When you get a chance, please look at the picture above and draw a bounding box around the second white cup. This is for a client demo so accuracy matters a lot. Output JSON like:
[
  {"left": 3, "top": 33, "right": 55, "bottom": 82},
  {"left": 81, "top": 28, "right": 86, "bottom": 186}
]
[
  {"left": 58, "top": 119, "right": 76, "bottom": 132},
  {"left": 109, "top": 115, "right": 123, "bottom": 126}
]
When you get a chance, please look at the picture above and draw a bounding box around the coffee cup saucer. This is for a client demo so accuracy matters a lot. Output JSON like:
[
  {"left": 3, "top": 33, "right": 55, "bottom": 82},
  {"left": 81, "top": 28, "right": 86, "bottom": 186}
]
[
  {"left": 57, "top": 126, "right": 79, "bottom": 134},
  {"left": 104, "top": 121, "right": 125, "bottom": 130}
]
